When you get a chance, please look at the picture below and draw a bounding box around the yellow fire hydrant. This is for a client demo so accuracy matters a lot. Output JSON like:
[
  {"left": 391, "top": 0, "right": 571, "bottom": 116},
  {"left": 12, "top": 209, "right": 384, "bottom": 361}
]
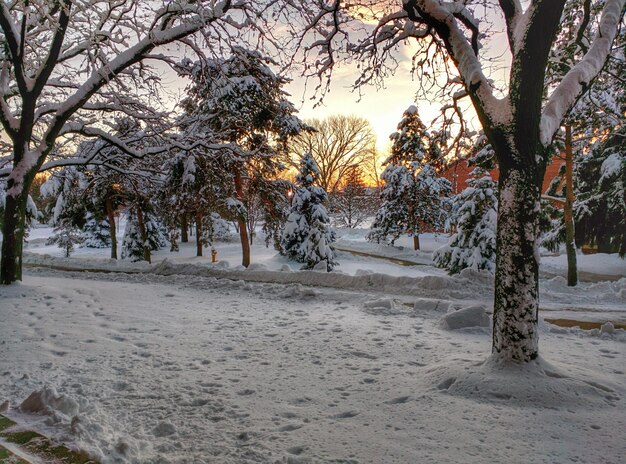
[{"left": 211, "top": 247, "right": 218, "bottom": 263}]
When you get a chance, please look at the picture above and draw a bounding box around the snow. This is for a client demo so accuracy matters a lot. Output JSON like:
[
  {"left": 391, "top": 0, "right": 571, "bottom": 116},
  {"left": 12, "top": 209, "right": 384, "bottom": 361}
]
[{"left": 1, "top": 226, "right": 625, "bottom": 463}]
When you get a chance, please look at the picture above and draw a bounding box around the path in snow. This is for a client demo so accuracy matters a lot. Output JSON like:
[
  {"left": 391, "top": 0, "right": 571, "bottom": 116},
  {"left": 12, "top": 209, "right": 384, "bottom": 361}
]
[{"left": 0, "top": 269, "right": 624, "bottom": 464}]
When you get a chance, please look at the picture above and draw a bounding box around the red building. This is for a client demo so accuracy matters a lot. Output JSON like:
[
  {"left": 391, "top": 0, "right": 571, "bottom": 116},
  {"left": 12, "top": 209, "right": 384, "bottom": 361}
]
[{"left": 441, "top": 156, "right": 565, "bottom": 195}]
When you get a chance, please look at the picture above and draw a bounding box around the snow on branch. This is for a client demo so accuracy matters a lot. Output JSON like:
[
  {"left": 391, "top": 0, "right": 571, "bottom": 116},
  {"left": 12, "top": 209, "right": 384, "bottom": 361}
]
[
  {"left": 403, "top": 0, "right": 509, "bottom": 126},
  {"left": 540, "top": 0, "right": 625, "bottom": 147}
]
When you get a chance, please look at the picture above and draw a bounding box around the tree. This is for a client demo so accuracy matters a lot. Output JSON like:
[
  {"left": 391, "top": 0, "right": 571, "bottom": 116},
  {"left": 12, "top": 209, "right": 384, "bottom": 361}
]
[
  {"left": 46, "top": 219, "right": 84, "bottom": 258},
  {"left": 289, "top": 116, "right": 377, "bottom": 193},
  {"left": 176, "top": 47, "right": 307, "bottom": 267},
  {"left": 434, "top": 146, "right": 498, "bottom": 274},
  {"left": 281, "top": 154, "right": 337, "bottom": 271},
  {"left": 41, "top": 118, "right": 167, "bottom": 260},
  {"left": 329, "top": 166, "right": 376, "bottom": 229},
  {"left": 303, "top": 0, "right": 624, "bottom": 361},
  {"left": 369, "top": 106, "right": 451, "bottom": 250},
  {"left": 575, "top": 128, "right": 626, "bottom": 256},
  {"left": 0, "top": 0, "right": 317, "bottom": 284}
]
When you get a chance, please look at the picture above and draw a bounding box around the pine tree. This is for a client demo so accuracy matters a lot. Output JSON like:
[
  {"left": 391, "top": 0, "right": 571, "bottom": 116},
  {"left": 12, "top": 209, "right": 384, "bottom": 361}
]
[
  {"left": 434, "top": 144, "right": 498, "bottom": 274},
  {"left": 121, "top": 207, "right": 168, "bottom": 262},
  {"left": 82, "top": 212, "right": 112, "bottom": 248},
  {"left": 46, "top": 220, "right": 84, "bottom": 258},
  {"left": 176, "top": 47, "right": 308, "bottom": 266},
  {"left": 369, "top": 105, "right": 451, "bottom": 249},
  {"left": 575, "top": 129, "right": 626, "bottom": 255},
  {"left": 281, "top": 154, "right": 337, "bottom": 271}
]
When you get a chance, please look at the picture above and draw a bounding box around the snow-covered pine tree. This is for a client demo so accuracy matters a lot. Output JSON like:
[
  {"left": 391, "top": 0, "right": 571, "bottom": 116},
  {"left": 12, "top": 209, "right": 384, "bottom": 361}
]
[
  {"left": 281, "top": 154, "right": 337, "bottom": 271},
  {"left": 82, "top": 212, "right": 111, "bottom": 248},
  {"left": 121, "top": 205, "right": 168, "bottom": 263},
  {"left": 176, "top": 47, "right": 308, "bottom": 266},
  {"left": 575, "top": 128, "right": 625, "bottom": 256},
  {"left": 434, "top": 142, "right": 498, "bottom": 274},
  {"left": 369, "top": 105, "right": 451, "bottom": 249},
  {"left": 368, "top": 164, "right": 411, "bottom": 245},
  {"left": 46, "top": 220, "right": 84, "bottom": 258}
]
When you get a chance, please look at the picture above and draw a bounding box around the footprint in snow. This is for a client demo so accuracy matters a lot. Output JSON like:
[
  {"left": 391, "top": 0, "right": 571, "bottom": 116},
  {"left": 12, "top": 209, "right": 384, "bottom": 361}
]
[{"left": 331, "top": 410, "right": 359, "bottom": 419}]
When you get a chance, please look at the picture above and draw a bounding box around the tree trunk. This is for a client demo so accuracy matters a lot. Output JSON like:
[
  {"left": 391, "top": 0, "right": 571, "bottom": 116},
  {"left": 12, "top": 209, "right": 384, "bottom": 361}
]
[
  {"left": 105, "top": 195, "right": 117, "bottom": 260},
  {"left": 492, "top": 166, "right": 540, "bottom": 362},
  {"left": 234, "top": 170, "right": 250, "bottom": 267},
  {"left": 1, "top": 191, "right": 28, "bottom": 284},
  {"left": 413, "top": 235, "right": 420, "bottom": 251},
  {"left": 564, "top": 125, "right": 578, "bottom": 286},
  {"left": 181, "top": 214, "right": 188, "bottom": 243},
  {"left": 136, "top": 207, "right": 151, "bottom": 264},
  {"left": 195, "top": 211, "right": 203, "bottom": 257}
]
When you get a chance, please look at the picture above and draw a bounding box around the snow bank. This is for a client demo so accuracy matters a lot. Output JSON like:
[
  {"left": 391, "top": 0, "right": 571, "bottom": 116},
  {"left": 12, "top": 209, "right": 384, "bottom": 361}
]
[
  {"left": 424, "top": 355, "right": 622, "bottom": 409},
  {"left": 439, "top": 305, "right": 491, "bottom": 330}
]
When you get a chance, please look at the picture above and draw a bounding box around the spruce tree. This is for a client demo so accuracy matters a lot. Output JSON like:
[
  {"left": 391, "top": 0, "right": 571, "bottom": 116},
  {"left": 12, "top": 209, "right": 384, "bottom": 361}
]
[
  {"left": 281, "top": 154, "right": 337, "bottom": 271},
  {"left": 434, "top": 144, "right": 498, "bottom": 274},
  {"left": 369, "top": 105, "right": 451, "bottom": 249}
]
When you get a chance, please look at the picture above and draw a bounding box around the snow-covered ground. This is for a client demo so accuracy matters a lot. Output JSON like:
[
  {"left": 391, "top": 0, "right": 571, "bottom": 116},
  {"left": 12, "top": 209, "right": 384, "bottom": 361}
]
[{"left": 0, "top": 225, "right": 624, "bottom": 463}]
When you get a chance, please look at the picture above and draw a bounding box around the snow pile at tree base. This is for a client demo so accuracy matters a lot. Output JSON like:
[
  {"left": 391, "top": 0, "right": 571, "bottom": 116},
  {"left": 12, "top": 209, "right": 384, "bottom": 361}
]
[{"left": 424, "top": 355, "right": 622, "bottom": 409}]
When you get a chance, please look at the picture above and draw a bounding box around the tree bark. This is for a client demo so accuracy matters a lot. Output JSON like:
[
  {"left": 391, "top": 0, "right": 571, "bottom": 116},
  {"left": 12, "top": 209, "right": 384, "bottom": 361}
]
[
  {"left": 1, "top": 191, "right": 28, "bottom": 284},
  {"left": 181, "top": 214, "right": 188, "bottom": 243},
  {"left": 195, "top": 210, "right": 203, "bottom": 257},
  {"left": 564, "top": 125, "right": 578, "bottom": 286},
  {"left": 234, "top": 170, "right": 250, "bottom": 267},
  {"left": 105, "top": 195, "right": 118, "bottom": 260},
  {"left": 413, "top": 235, "right": 420, "bottom": 251},
  {"left": 136, "top": 207, "right": 151, "bottom": 264},
  {"left": 492, "top": 165, "right": 540, "bottom": 362}
]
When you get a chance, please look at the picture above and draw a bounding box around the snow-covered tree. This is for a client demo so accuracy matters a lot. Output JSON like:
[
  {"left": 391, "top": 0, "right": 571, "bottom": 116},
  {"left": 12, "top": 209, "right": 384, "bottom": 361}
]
[
  {"left": 369, "top": 106, "right": 451, "bottom": 250},
  {"left": 575, "top": 129, "right": 625, "bottom": 256},
  {"left": 82, "top": 212, "right": 111, "bottom": 249},
  {"left": 302, "top": 0, "right": 624, "bottom": 361},
  {"left": 0, "top": 1, "right": 323, "bottom": 284},
  {"left": 41, "top": 119, "right": 167, "bottom": 260},
  {"left": 330, "top": 166, "right": 375, "bottom": 229},
  {"left": 434, "top": 160, "right": 498, "bottom": 275},
  {"left": 121, "top": 206, "right": 168, "bottom": 262},
  {"left": 46, "top": 220, "right": 84, "bottom": 258},
  {"left": 176, "top": 47, "right": 308, "bottom": 266},
  {"left": 281, "top": 154, "right": 337, "bottom": 271},
  {"left": 368, "top": 164, "right": 412, "bottom": 245}
]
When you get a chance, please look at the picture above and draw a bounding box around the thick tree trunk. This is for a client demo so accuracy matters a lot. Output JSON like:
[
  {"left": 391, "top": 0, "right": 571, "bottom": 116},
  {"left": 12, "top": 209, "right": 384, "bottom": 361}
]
[
  {"left": 413, "top": 235, "right": 420, "bottom": 251},
  {"left": 195, "top": 211, "right": 203, "bottom": 257},
  {"left": 105, "top": 196, "right": 117, "bottom": 260},
  {"left": 564, "top": 125, "right": 578, "bottom": 286},
  {"left": 181, "top": 214, "right": 189, "bottom": 243},
  {"left": 1, "top": 192, "right": 28, "bottom": 284},
  {"left": 234, "top": 170, "right": 250, "bottom": 267},
  {"left": 492, "top": 166, "right": 540, "bottom": 362},
  {"left": 136, "top": 207, "right": 151, "bottom": 264}
]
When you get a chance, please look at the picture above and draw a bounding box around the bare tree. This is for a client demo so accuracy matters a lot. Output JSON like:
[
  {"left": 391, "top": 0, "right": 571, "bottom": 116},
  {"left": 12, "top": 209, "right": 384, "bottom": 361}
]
[
  {"left": 289, "top": 115, "right": 377, "bottom": 193},
  {"left": 301, "top": 0, "right": 624, "bottom": 362}
]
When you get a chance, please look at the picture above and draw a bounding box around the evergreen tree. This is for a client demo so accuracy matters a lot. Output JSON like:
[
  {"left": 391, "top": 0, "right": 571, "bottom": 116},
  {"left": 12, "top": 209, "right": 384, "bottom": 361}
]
[
  {"left": 575, "top": 129, "right": 625, "bottom": 255},
  {"left": 82, "top": 212, "right": 112, "bottom": 248},
  {"left": 281, "top": 154, "right": 337, "bottom": 271},
  {"left": 368, "top": 164, "right": 411, "bottom": 245},
  {"left": 369, "top": 105, "right": 451, "bottom": 249},
  {"left": 46, "top": 220, "right": 84, "bottom": 258},
  {"left": 121, "top": 206, "right": 168, "bottom": 262},
  {"left": 434, "top": 143, "right": 498, "bottom": 274},
  {"left": 176, "top": 47, "right": 308, "bottom": 266}
]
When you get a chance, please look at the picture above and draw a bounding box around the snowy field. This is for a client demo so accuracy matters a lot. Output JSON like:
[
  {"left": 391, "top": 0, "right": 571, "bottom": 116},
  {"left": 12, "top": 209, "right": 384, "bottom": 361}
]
[{"left": 0, "top": 226, "right": 625, "bottom": 463}]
